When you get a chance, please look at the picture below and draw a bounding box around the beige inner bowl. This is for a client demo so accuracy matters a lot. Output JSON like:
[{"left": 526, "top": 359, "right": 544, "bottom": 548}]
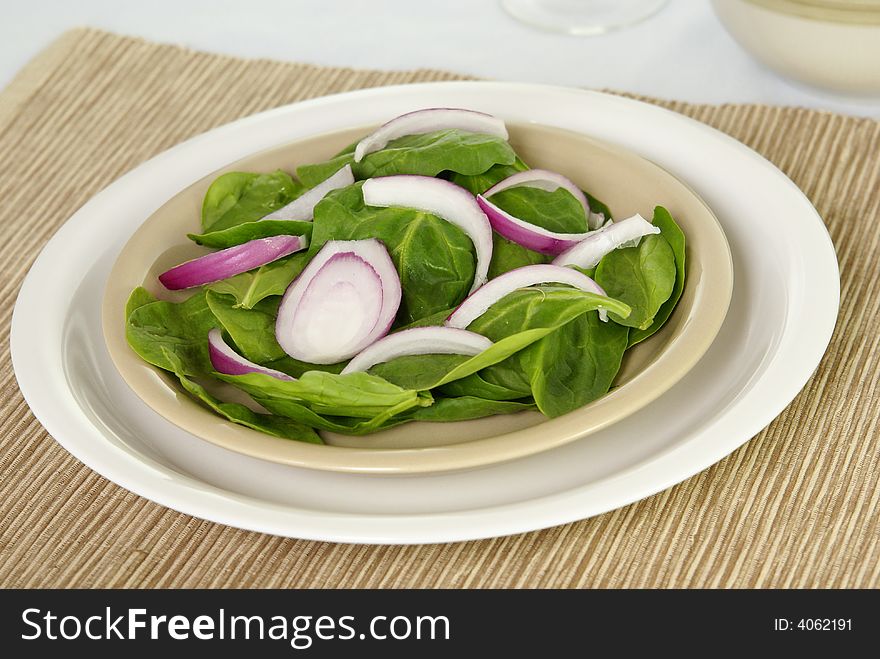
[{"left": 102, "top": 123, "right": 733, "bottom": 474}]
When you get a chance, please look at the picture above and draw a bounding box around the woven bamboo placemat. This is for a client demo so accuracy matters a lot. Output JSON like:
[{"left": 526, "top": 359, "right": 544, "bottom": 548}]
[{"left": 0, "top": 29, "right": 877, "bottom": 588}]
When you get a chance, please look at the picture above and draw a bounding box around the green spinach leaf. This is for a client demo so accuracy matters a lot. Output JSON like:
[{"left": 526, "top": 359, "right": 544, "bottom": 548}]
[
  {"left": 248, "top": 392, "right": 533, "bottom": 435},
  {"left": 201, "top": 170, "right": 303, "bottom": 232},
  {"left": 189, "top": 220, "right": 312, "bottom": 249},
  {"left": 162, "top": 348, "right": 321, "bottom": 444},
  {"left": 489, "top": 186, "right": 588, "bottom": 233},
  {"left": 628, "top": 206, "right": 686, "bottom": 346},
  {"left": 487, "top": 234, "right": 549, "bottom": 279},
  {"left": 364, "top": 325, "right": 583, "bottom": 392},
  {"left": 218, "top": 311, "right": 605, "bottom": 432},
  {"left": 407, "top": 396, "right": 535, "bottom": 422},
  {"left": 297, "top": 129, "right": 516, "bottom": 187},
  {"left": 365, "top": 289, "right": 630, "bottom": 399},
  {"left": 205, "top": 291, "right": 286, "bottom": 363},
  {"left": 450, "top": 155, "right": 612, "bottom": 224},
  {"left": 482, "top": 186, "right": 589, "bottom": 280},
  {"left": 368, "top": 354, "right": 470, "bottom": 390},
  {"left": 217, "top": 370, "right": 430, "bottom": 419},
  {"left": 397, "top": 308, "right": 456, "bottom": 330},
  {"left": 447, "top": 157, "right": 528, "bottom": 194},
  {"left": 206, "top": 252, "right": 310, "bottom": 309},
  {"left": 125, "top": 290, "right": 217, "bottom": 376},
  {"left": 243, "top": 395, "right": 419, "bottom": 435},
  {"left": 594, "top": 232, "right": 676, "bottom": 330},
  {"left": 125, "top": 286, "right": 157, "bottom": 318},
  {"left": 480, "top": 180, "right": 605, "bottom": 279},
  {"left": 453, "top": 159, "right": 609, "bottom": 278},
  {"left": 438, "top": 373, "right": 529, "bottom": 401},
  {"left": 262, "top": 356, "right": 346, "bottom": 379},
  {"left": 524, "top": 312, "right": 629, "bottom": 417},
  {"left": 468, "top": 288, "right": 629, "bottom": 339},
  {"left": 469, "top": 287, "right": 631, "bottom": 394},
  {"left": 585, "top": 191, "right": 612, "bottom": 222}
]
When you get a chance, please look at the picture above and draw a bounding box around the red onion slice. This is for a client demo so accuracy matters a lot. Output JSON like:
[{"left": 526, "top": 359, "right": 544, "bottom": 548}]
[
  {"left": 483, "top": 168, "right": 606, "bottom": 231},
  {"left": 476, "top": 194, "right": 592, "bottom": 256},
  {"left": 208, "top": 329, "right": 294, "bottom": 380},
  {"left": 275, "top": 239, "right": 402, "bottom": 364},
  {"left": 552, "top": 214, "right": 660, "bottom": 269},
  {"left": 362, "top": 175, "right": 493, "bottom": 293},
  {"left": 446, "top": 264, "right": 610, "bottom": 329},
  {"left": 484, "top": 168, "right": 588, "bottom": 209},
  {"left": 354, "top": 108, "right": 508, "bottom": 163},
  {"left": 159, "top": 234, "right": 307, "bottom": 290},
  {"left": 341, "top": 327, "right": 492, "bottom": 374},
  {"left": 261, "top": 164, "right": 354, "bottom": 221}
]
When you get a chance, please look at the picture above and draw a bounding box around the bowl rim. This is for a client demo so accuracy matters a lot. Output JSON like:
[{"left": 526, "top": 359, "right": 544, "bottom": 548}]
[
  {"left": 102, "top": 122, "right": 733, "bottom": 475},
  {"left": 739, "top": 0, "right": 880, "bottom": 25}
]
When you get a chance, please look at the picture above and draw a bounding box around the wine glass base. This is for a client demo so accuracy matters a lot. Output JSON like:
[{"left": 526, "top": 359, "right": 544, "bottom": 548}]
[{"left": 502, "top": 0, "right": 669, "bottom": 36}]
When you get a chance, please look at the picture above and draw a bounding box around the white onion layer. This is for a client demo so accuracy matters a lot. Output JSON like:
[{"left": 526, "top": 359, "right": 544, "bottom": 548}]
[
  {"left": 275, "top": 239, "right": 402, "bottom": 364},
  {"left": 552, "top": 214, "right": 660, "bottom": 269},
  {"left": 354, "top": 108, "right": 508, "bottom": 163},
  {"left": 208, "top": 329, "right": 293, "bottom": 380},
  {"left": 341, "top": 327, "right": 492, "bottom": 374},
  {"left": 261, "top": 164, "right": 354, "bottom": 221}
]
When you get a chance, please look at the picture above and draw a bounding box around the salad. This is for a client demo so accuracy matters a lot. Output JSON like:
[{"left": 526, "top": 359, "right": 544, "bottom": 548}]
[{"left": 125, "top": 108, "right": 685, "bottom": 444}]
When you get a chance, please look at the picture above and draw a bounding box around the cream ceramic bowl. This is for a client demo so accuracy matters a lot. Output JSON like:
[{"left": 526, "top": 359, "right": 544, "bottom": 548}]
[
  {"left": 102, "top": 122, "right": 732, "bottom": 474},
  {"left": 712, "top": 0, "right": 880, "bottom": 95}
]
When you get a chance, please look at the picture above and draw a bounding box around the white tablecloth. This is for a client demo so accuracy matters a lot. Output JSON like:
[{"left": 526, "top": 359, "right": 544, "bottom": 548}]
[{"left": 2, "top": 0, "right": 878, "bottom": 117}]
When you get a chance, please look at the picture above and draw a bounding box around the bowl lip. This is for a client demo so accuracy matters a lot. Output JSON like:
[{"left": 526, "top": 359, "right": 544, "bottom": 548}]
[
  {"left": 102, "top": 121, "right": 733, "bottom": 475},
  {"left": 736, "top": 0, "right": 880, "bottom": 25}
]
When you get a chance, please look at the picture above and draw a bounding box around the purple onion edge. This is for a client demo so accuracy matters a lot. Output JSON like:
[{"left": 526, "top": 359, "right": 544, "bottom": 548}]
[
  {"left": 208, "top": 331, "right": 293, "bottom": 381},
  {"left": 476, "top": 196, "right": 578, "bottom": 256},
  {"left": 159, "top": 235, "right": 304, "bottom": 290}
]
